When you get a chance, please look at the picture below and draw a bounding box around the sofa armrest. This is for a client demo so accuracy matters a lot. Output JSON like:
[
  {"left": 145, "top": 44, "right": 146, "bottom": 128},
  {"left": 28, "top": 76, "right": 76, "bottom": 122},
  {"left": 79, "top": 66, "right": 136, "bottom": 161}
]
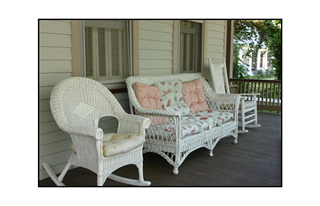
[{"left": 206, "top": 93, "right": 242, "bottom": 114}]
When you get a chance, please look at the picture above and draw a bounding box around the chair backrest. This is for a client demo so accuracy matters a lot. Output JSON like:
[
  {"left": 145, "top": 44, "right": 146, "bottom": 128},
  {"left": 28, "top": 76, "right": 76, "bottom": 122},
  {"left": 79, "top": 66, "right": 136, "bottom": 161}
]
[
  {"left": 50, "top": 77, "right": 125, "bottom": 130},
  {"left": 208, "top": 58, "right": 230, "bottom": 94}
]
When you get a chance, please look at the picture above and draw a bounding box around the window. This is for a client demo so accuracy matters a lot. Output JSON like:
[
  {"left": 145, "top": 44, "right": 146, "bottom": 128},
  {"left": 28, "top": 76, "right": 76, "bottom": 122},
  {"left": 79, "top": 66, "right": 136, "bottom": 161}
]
[
  {"left": 179, "top": 20, "right": 203, "bottom": 73},
  {"left": 83, "top": 20, "right": 130, "bottom": 82}
]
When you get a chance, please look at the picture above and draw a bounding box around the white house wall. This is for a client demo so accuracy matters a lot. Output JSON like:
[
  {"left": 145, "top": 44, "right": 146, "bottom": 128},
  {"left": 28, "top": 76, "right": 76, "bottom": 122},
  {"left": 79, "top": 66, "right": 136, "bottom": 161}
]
[
  {"left": 139, "top": 20, "right": 174, "bottom": 75},
  {"left": 206, "top": 20, "right": 227, "bottom": 87}
]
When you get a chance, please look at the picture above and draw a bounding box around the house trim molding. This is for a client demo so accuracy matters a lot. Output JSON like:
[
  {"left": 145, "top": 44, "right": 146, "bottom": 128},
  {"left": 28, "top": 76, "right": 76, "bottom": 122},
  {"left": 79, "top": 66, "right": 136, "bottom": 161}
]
[
  {"left": 71, "top": 20, "right": 81, "bottom": 77},
  {"left": 132, "top": 20, "right": 139, "bottom": 76}
]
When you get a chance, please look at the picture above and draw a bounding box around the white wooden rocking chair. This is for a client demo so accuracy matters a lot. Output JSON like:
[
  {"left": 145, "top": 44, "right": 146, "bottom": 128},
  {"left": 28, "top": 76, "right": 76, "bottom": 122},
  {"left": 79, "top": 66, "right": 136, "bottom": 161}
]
[
  {"left": 43, "top": 77, "right": 151, "bottom": 186},
  {"left": 208, "top": 58, "right": 261, "bottom": 133}
]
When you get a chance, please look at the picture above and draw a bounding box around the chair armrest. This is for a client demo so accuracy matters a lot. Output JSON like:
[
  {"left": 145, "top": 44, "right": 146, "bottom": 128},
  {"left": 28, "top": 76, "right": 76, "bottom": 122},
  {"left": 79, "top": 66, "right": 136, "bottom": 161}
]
[
  {"left": 63, "top": 125, "right": 104, "bottom": 140},
  {"left": 118, "top": 113, "right": 151, "bottom": 129}
]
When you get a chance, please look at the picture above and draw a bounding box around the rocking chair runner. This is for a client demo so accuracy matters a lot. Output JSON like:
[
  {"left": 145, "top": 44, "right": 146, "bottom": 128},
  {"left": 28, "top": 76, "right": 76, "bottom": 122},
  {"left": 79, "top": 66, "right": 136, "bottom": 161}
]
[
  {"left": 43, "top": 77, "right": 151, "bottom": 186},
  {"left": 208, "top": 58, "right": 261, "bottom": 133}
]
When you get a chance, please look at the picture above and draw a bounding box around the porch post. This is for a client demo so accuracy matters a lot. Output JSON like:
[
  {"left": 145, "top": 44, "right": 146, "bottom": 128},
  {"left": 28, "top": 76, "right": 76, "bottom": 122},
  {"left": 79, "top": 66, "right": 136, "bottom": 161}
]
[{"left": 225, "top": 20, "right": 234, "bottom": 80}]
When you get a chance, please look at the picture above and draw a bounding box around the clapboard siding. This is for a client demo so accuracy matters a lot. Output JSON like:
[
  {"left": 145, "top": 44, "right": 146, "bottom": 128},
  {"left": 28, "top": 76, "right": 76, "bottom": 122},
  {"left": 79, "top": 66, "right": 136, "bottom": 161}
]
[
  {"left": 39, "top": 20, "right": 78, "bottom": 180},
  {"left": 39, "top": 20, "right": 72, "bottom": 34},
  {"left": 40, "top": 60, "right": 72, "bottom": 73},
  {"left": 139, "top": 20, "right": 173, "bottom": 33},
  {"left": 206, "top": 20, "right": 227, "bottom": 86},
  {"left": 40, "top": 33, "right": 72, "bottom": 47},
  {"left": 139, "top": 30, "right": 173, "bottom": 42},
  {"left": 39, "top": 47, "right": 72, "bottom": 60},
  {"left": 139, "top": 40, "right": 172, "bottom": 51},
  {"left": 139, "top": 20, "right": 174, "bottom": 76}
]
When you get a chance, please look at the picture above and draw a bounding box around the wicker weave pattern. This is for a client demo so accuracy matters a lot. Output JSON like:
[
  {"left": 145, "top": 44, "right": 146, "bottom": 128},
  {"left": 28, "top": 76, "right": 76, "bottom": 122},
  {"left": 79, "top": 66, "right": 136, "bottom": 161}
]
[
  {"left": 126, "top": 73, "right": 242, "bottom": 174},
  {"left": 45, "top": 77, "right": 151, "bottom": 186}
]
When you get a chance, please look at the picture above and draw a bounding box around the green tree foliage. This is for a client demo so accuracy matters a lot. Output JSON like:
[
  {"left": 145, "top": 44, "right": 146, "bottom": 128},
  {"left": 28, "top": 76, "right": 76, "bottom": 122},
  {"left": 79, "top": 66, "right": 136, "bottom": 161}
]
[{"left": 233, "top": 20, "right": 282, "bottom": 80}]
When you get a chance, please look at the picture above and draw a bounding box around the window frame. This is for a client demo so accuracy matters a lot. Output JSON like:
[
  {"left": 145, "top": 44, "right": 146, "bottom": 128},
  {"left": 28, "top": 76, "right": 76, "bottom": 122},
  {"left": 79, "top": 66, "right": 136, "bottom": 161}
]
[
  {"left": 178, "top": 20, "right": 204, "bottom": 74},
  {"left": 80, "top": 20, "right": 132, "bottom": 85}
]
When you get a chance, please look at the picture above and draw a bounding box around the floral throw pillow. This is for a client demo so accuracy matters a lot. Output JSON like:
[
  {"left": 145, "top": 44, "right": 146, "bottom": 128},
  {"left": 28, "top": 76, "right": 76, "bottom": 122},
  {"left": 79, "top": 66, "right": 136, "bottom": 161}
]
[
  {"left": 154, "top": 79, "right": 190, "bottom": 116},
  {"left": 132, "top": 82, "right": 169, "bottom": 125},
  {"left": 182, "top": 78, "right": 209, "bottom": 113}
]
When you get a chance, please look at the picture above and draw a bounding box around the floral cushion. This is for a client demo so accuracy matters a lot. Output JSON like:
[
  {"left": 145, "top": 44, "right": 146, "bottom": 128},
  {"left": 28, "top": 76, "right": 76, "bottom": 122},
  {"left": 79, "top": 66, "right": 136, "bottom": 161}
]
[
  {"left": 132, "top": 82, "right": 169, "bottom": 125},
  {"left": 154, "top": 79, "right": 190, "bottom": 116},
  {"left": 71, "top": 133, "right": 145, "bottom": 157},
  {"left": 132, "top": 82, "right": 163, "bottom": 110},
  {"left": 182, "top": 78, "right": 209, "bottom": 113},
  {"left": 147, "top": 110, "right": 234, "bottom": 139}
]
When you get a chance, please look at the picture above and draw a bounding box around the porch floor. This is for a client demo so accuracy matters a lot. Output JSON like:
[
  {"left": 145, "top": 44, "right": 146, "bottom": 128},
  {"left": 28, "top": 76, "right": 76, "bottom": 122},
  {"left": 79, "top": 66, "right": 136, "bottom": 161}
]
[{"left": 39, "top": 112, "right": 281, "bottom": 187}]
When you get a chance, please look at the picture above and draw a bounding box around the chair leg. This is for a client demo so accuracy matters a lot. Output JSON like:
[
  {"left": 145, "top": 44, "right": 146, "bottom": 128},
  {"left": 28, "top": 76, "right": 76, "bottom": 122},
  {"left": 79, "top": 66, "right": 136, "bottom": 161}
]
[
  {"left": 43, "top": 163, "right": 68, "bottom": 186},
  {"left": 238, "top": 99, "right": 248, "bottom": 133},
  {"left": 105, "top": 161, "right": 150, "bottom": 186},
  {"left": 173, "top": 166, "right": 179, "bottom": 175},
  {"left": 58, "top": 161, "right": 71, "bottom": 182}
]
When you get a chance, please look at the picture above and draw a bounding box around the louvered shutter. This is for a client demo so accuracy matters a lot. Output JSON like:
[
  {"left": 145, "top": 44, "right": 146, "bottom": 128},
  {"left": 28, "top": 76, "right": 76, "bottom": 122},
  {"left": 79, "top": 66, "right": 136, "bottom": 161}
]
[
  {"left": 85, "top": 27, "right": 94, "bottom": 77},
  {"left": 98, "top": 28, "right": 106, "bottom": 78},
  {"left": 83, "top": 20, "right": 127, "bottom": 81},
  {"left": 109, "top": 29, "right": 122, "bottom": 79}
]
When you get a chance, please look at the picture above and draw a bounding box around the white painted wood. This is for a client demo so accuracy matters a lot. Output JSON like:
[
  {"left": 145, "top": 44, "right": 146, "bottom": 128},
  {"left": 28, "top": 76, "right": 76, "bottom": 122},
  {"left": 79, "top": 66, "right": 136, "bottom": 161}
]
[
  {"left": 140, "top": 60, "right": 172, "bottom": 69},
  {"left": 40, "top": 150, "right": 72, "bottom": 170},
  {"left": 39, "top": 47, "right": 72, "bottom": 60},
  {"left": 39, "top": 60, "right": 72, "bottom": 73},
  {"left": 207, "top": 38, "right": 224, "bottom": 46},
  {"left": 39, "top": 111, "right": 54, "bottom": 123},
  {"left": 139, "top": 40, "right": 172, "bottom": 51},
  {"left": 40, "top": 33, "right": 72, "bottom": 47},
  {"left": 139, "top": 68, "right": 172, "bottom": 76},
  {"left": 39, "top": 73, "right": 72, "bottom": 87},
  {"left": 139, "top": 50, "right": 173, "bottom": 60},
  {"left": 152, "top": 20, "right": 174, "bottom": 25},
  {"left": 139, "top": 30, "right": 173, "bottom": 42},
  {"left": 39, "top": 121, "right": 60, "bottom": 134},
  {"left": 39, "top": 87, "right": 53, "bottom": 100},
  {"left": 207, "top": 30, "right": 224, "bottom": 39},
  {"left": 42, "top": 163, "right": 66, "bottom": 186},
  {"left": 40, "top": 130, "right": 70, "bottom": 145},
  {"left": 208, "top": 58, "right": 261, "bottom": 133},
  {"left": 207, "top": 23, "right": 225, "bottom": 32},
  {"left": 208, "top": 20, "right": 225, "bottom": 25},
  {"left": 39, "top": 100, "right": 50, "bottom": 111},
  {"left": 39, "top": 20, "right": 71, "bottom": 34},
  {"left": 206, "top": 52, "right": 224, "bottom": 60},
  {"left": 40, "top": 139, "right": 72, "bottom": 156},
  {"left": 139, "top": 20, "right": 173, "bottom": 33},
  {"left": 207, "top": 45, "right": 224, "bottom": 53}
]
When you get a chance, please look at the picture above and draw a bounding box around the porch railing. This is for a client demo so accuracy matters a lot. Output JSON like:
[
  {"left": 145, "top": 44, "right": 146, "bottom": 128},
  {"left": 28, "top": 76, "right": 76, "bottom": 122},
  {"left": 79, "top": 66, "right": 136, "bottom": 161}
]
[{"left": 230, "top": 79, "right": 282, "bottom": 112}]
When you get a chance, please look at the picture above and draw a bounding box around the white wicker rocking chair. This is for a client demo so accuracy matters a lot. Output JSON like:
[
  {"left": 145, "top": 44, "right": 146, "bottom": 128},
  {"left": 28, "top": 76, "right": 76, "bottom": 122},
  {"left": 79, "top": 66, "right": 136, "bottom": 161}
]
[
  {"left": 208, "top": 58, "right": 261, "bottom": 133},
  {"left": 42, "top": 77, "right": 151, "bottom": 186}
]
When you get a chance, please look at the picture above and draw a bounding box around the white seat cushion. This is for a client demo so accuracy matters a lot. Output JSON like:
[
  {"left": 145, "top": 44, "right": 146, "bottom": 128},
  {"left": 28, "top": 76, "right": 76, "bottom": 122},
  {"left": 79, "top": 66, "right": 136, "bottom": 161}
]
[
  {"left": 146, "top": 110, "right": 234, "bottom": 139},
  {"left": 72, "top": 133, "right": 145, "bottom": 157}
]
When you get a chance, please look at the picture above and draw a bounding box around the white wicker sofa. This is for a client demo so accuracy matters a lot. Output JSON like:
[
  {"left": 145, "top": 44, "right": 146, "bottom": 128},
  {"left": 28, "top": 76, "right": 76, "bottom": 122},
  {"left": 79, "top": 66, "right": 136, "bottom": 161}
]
[{"left": 126, "top": 73, "right": 242, "bottom": 174}]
